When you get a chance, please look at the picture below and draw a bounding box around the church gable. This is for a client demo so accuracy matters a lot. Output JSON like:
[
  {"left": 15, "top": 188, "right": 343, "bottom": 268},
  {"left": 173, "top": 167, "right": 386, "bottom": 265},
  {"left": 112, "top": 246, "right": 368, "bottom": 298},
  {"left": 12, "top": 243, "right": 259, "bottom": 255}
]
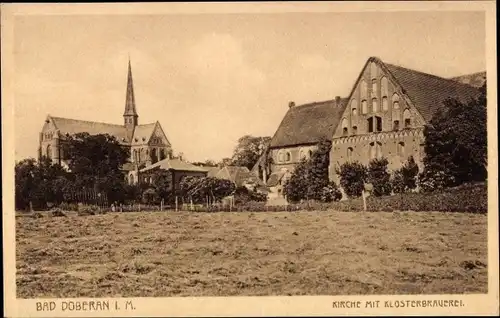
[
  {"left": 148, "top": 122, "right": 171, "bottom": 147},
  {"left": 333, "top": 57, "right": 426, "bottom": 139}
]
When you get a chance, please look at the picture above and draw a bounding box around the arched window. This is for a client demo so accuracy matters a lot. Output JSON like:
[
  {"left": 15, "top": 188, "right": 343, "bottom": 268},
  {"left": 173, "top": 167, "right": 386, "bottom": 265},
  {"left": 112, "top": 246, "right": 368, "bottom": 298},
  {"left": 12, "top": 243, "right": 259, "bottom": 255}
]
[
  {"left": 133, "top": 149, "right": 138, "bottom": 162},
  {"left": 361, "top": 100, "right": 368, "bottom": 114},
  {"left": 371, "top": 78, "right": 378, "bottom": 97},
  {"left": 392, "top": 93, "right": 400, "bottom": 110},
  {"left": 151, "top": 148, "right": 158, "bottom": 163},
  {"left": 46, "top": 144, "right": 52, "bottom": 159},
  {"left": 351, "top": 99, "right": 358, "bottom": 117},
  {"left": 299, "top": 150, "right": 307, "bottom": 161},
  {"left": 369, "top": 142, "right": 376, "bottom": 160},
  {"left": 403, "top": 109, "right": 412, "bottom": 128},
  {"left": 372, "top": 98, "right": 378, "bottom": 113},
  {"left": 360, "top": 80, "right": 368, "bottom": 99},
  {"left": 352, "top": 126, "right": 358, "bottom": 135},
  {"left": 347, "top": 147, "right": 353, "bottom": 161},
  {"left": 393, "top": 120, "right": 400, "bottom": 131},
  {"left": 382, "top": 96, "right": 388, "bottom": 111},
  {"left": 381, "top": 76, "right": 388, "bottom": 97},
  {"left": 398, "top": 142, "right": 405, "bottom": 158},
  {"left": 370, "top": 62, "right": 378, "bottom": 78},
  {"left": 341, "top": 118, "right": 348, "bottom": 136},
  {"left": 367, "top": 116, "right": 382, "bottom": 133},
  {"left": 285, "top": 152, "right": 291, "bottom": 162},
  {"left": 308, "top": 150, "right": 313, "bottom": 158}
]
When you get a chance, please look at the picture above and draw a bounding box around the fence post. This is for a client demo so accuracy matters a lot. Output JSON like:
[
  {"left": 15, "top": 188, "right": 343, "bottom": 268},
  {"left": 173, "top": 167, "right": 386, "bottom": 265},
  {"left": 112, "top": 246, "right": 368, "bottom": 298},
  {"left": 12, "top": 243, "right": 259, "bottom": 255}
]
[
  {"left": 175, "top": 196, "right": 178, "bottom": 212},
  {"left": 160, "top": 199, "right": 163, "bottom": 211}
]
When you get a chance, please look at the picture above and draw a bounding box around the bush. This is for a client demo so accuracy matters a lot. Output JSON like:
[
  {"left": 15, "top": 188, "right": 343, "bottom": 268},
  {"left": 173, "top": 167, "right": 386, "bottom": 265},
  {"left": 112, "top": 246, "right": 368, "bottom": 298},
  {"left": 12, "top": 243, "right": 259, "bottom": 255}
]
[
  {"left": 337, "top": 161, "right": 367, "bottom": 198},
  {"left": 320, "top": 181, "right": 342, "bottom": 202},
  {"left": 142, "top": 188, "right": 159, "bottom": 205},
  {"left": 58, "top": 202, "right": 79, "bottom": 211},
  {"left": 367, "top": 157, "right": 392, "bottom": 196},
  {"left": 50, "top": 208, "right": 66, "bottom": 217},
  {"left": 391, "top": 170, "right": 405, "bottom": 194},
  {"left": 77, "top": 205, "right": 103, "bottom": 216}
]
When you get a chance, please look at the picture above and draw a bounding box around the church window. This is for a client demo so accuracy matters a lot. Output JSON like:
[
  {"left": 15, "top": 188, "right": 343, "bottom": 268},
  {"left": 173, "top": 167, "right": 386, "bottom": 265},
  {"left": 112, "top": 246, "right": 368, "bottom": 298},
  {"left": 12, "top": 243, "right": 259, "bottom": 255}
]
[
  {"left": 285, "top": 151, "right": 292, "bottom": 162},
  {"left": 46, "top": 144, "right": 52, "bottom": 159},
  {"left": 352, "top": 108, "right": 358, "bottom": 116},
  {"left": 382, "top": 97, "right": 388, "bottom": 111},
  {"left": 352, "top": 126, "right": 358, "bottom": 135},
  {"left": 347, "top": 147, "right": 353, "bottom": 161},
  {"left": 371, "top": 79, "right": 378, "bottom": 97},
  {"left": 151, "top": 148, "right": 158, "bottom": 164},
  {"left": 398, "top": 142, "right": 405, "bottom": 158},
  {"left": 370, "top": 62, "right": 377, "bottom": 78},
  {"left": 393, "top": 120, "right": 400, "bottom": 131},
  {"left": 403, "top": 109, "right": 412, "bottom": 128},
  {"left": 308, "top": 150, "right": 313, "bottom": 158},
  {"left": 299, "top": 150, "right": 307, "bottom": 161},
  {"left": 392, "top": 93, "right": 400, "bottom": 110},
  {"left": 376, "top": 116, "right": 382, "bottom": 132},
  {"left": 372, "top": 98, "right": 379, "bottom": 113},
  {"left": 367, "top": 117, "right": 374, "bottom": 133},
  {"left": 361, "top": 100, "right": 368, "bottom": 114},
  {"left": 381, "top": 76, "right": 388, "bottom": 97},
  {"left": 351, "top": 99, "right": 358, "bottom": 114},
  {"left": 341, "top": 118, "right": 348, "bottom": 136},
  {"left": 360, "top": 80, "right": 368, "bottom": 99}
]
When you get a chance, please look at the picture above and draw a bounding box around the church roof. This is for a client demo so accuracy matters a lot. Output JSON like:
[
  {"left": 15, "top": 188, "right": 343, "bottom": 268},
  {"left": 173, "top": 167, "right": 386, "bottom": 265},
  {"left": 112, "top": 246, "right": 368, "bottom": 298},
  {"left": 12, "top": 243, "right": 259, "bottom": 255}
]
[
  {"left": 49, "top": 116, "right": 159, "bottom": 145},
  {"left": 269, "top": 98, "right": 348, "bottom": 148},
  {"left": 124, "top": 59, "right": 138, "bottom": 117},
  {"left": 140, "top": 158, "right": 209, "bottom": 173},
  {"left": 381, "top": 60, "right": 481, "bottom": 122},
  {"left": 450, "top": 71, "right": 486, "bottom": 89},
  {"left": 131, "top": 123, "right": 157, "bottom": 146},
  {"left": 50, "top": 116, "right": 130, "bottom": 144}
]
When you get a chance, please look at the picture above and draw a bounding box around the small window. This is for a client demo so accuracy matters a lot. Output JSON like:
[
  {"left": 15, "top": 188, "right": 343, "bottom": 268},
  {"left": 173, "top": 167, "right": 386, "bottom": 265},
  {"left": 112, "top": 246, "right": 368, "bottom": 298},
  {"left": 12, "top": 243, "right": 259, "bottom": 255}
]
[
  {"left": 347, "top": 147, "right": 353, "bottom": 160},
  {"left": 405, "top": 118, "right": 411, "bottom": 128},
  {"left": 285, "top": 152, "right": 291, "bottom": 162},
  {"left": 372, "top": 98, "right": 379, "bottom": 113},
  {"left": 371, "top": 79, "right": 378, "bottom": 97},
  {"left": 367, "top": 117, "right": 374, "bottom": 133},
  {"left": 376, "top": 116, "right": 382, "bottom": 132},
  {"left": 382, "top": 97, "right": 388, "bottom": 111},
  {"left": 352, "top": 126, "right": 358, "bottom": 135},
  {"left": 392, "top": 93, "right": 400, "bottom": 110},
  {"left": 361, "top": 100, "right": 368, "bottom": 114},
  {"left": 342, "top": 127, "right": 348, "bottom": 136},
  {"left": 308, "top": 150, "right": 313, "bottom": 158},
  {"left": 352, "top": 108, "right": 358, "bottom": 116},
  {"left": 278, "top": 151, "right": 284, "bottom": 163},
  {"left": 393, "top": 120, "right": 400, "bottom": 131},
  {"left": 398, "top": 142, "right": 405, "bottom": 158}
]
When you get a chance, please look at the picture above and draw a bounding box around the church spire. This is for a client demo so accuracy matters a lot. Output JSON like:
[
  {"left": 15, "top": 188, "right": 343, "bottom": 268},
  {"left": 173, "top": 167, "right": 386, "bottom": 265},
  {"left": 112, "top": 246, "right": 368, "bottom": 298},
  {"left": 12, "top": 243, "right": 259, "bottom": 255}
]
[{"left": 124, "top": 58, "right": 138, "bottom": 128}]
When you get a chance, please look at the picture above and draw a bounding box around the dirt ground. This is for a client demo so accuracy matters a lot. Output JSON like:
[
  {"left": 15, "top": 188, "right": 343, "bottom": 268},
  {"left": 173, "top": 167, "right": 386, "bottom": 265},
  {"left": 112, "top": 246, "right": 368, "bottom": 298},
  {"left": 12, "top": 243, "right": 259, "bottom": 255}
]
[{"left": 16, "top": 210, "right": 488, "bottom": 298}]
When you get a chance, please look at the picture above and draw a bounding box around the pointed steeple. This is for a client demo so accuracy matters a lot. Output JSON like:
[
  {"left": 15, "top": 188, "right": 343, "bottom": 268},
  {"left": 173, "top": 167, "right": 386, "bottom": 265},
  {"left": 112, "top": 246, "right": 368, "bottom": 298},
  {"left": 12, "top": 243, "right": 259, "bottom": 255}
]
[{"left": 124, "top": 58, "right": 138, "bottom": 129}]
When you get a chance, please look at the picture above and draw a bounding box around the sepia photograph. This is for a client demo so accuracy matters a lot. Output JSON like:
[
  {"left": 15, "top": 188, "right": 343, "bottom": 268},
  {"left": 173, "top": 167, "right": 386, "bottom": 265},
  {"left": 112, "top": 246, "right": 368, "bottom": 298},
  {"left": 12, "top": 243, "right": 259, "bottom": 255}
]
[{"left": 2, "top": 1, "right": 498, "bottom": 317}]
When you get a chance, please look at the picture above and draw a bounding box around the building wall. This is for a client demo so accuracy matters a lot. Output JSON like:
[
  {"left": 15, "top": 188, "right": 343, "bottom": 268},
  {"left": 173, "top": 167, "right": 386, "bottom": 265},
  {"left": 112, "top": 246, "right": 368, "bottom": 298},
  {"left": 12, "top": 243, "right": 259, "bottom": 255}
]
[{"left": 268, "top": 144, "right": 317, "bottom": 175}]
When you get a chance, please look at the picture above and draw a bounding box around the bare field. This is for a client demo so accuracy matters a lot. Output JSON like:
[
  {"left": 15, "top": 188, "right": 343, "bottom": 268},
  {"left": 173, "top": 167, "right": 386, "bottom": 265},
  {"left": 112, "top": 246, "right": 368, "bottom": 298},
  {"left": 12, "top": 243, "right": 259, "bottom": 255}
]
[{"left": 16, "top": 210, "right": 487, "bottom": 298}]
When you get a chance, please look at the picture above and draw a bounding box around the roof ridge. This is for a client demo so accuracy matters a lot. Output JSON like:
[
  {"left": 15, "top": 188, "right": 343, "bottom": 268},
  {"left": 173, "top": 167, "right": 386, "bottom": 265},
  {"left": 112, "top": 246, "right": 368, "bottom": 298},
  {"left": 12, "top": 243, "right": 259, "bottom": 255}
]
[
  {"left": 384, "top": 62, "right": 480, "bottom": 90},
  {"left": 295, "top": 98, "right": 346, "bottom": 108},
  {"left": 50, "top": 116, "right": 124, "bottom": 127}
]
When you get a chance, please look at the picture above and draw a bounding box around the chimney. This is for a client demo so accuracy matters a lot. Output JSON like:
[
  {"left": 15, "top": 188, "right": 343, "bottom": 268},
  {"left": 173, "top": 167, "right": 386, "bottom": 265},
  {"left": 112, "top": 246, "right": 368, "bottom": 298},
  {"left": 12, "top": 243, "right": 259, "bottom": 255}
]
[
  {"left": 288, "top": 101, "right": 295, "bottom": 108},
  {"left": 335, "top": 96, "right": 341, "bottom": 106}
]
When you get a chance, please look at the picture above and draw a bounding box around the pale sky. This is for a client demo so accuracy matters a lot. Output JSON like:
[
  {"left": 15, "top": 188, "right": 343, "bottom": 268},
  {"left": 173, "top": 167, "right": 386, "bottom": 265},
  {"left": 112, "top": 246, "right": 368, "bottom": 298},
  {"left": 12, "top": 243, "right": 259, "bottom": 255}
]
[{"left": 14, "top": 11, "right": 485, "bottom": 162}]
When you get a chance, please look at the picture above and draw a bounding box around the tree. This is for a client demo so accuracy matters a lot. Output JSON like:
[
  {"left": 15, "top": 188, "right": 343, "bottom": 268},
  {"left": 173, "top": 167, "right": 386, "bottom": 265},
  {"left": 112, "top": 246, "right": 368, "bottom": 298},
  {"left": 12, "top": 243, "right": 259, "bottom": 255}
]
[
  {"left": 367, "top": 157, "right": 392, "bottom": 197},
  {"left": 64, "top": 133, "right": 130, "bottom": 202},
  {"left": 337, "top": 161, "right": 367, "bottom": 198},
  {"left": 231, "top": 135, "right": 271, "bottom": 170},
  {"left": 393, "top": 157, "right": 419, "bottom": 194},
  {"left": 421, "top": 83, "right": 487, "bottom": 190},
  {"left": 153, "top": 169, "right": 173, "bottom": 202},
  {"left": 179, "top": 176, "right": 235, "bottom": 204},
  {"left": 15, "top": 158, "right": 38, "bottom": 210},
  {"left": 283, "top": 138, "right": 341, "bottom": 203}
]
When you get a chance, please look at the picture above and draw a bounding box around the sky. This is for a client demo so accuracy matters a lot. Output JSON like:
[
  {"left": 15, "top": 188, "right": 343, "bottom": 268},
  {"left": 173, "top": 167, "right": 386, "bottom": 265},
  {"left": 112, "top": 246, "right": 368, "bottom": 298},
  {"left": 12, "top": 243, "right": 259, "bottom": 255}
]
[{"left": 13, "top": 10, "right": 486, "bottom": 163}]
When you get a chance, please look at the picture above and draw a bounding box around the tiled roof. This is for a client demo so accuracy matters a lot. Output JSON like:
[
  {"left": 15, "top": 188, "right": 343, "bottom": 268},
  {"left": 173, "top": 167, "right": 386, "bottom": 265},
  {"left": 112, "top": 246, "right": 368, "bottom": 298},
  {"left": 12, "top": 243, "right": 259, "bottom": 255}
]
[
  {"left": 382, "top": 61, "right": 481, "bottom": 122},
  {"left": 51, "top": 117, "right": 130, "bottom": 144},
  {"left": 131, "top": 123, "right": 157, "bottom": 146},
  {"left": 269, "top": 98, "right": 348, "bottom": 148},
  {"left": 140, "top": 158, "right": 209, "bottom": 173}
]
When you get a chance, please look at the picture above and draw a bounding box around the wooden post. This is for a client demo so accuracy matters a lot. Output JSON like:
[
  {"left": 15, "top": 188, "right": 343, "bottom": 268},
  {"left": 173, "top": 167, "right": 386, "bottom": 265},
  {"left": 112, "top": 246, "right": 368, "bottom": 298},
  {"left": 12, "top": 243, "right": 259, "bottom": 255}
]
[
  {"left": 175, "top": 196, "right": 178, "bottom": 212},
  {"left": 190, "top": 198, "right": 193, "bottom": 211},
  {"left": 362, "top": 190, "right": 367, "bottom": 212},
  {"left": 138, "top": 203, "right": 141, "bottom": 212},
  {"left": 29, "top": 201, "right": 33, "bottom": 212},
  {"left": 160, "top": 199, "right": 163, "bottom": 211}
]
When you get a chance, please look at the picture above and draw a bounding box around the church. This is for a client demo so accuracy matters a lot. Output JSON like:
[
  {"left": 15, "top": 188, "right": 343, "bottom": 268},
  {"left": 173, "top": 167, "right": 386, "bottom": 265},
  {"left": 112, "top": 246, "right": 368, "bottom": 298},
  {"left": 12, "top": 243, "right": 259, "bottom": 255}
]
[
  {"left": 38, "top": 60, "right": 174, "bottom": 184},
  {"left": 252, "top": 56, "right": 484, "bottom": 197}
]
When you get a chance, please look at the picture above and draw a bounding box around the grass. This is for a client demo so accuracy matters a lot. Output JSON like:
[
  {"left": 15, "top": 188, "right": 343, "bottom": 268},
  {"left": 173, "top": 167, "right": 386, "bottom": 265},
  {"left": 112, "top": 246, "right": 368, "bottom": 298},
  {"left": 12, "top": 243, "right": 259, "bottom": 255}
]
[{"left": 16, "top": 210, "right": 487, "bottom": 298}]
